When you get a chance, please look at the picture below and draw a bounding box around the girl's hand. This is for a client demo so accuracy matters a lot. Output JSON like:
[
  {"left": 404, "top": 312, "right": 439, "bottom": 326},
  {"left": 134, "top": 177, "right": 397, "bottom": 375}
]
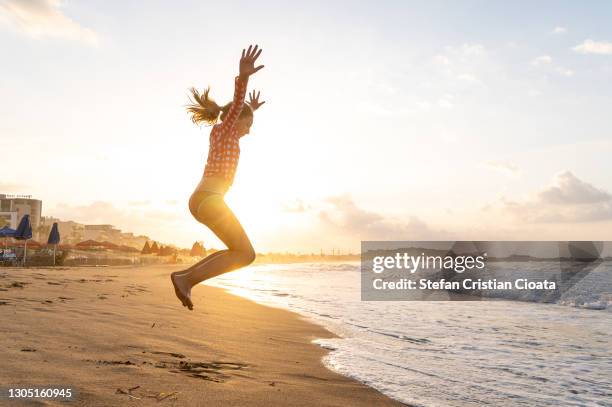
[
  {"left": 239, "top": 44, "right": 264, "bottom": 79},
  {"left": 248, "top": 90, "right": 266, "bottom": 111}
]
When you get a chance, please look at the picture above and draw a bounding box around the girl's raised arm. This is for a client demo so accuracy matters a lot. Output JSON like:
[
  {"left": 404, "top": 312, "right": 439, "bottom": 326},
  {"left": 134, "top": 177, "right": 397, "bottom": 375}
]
[{"left": 219, "top": 45, "right": 264, "bottom": 132}]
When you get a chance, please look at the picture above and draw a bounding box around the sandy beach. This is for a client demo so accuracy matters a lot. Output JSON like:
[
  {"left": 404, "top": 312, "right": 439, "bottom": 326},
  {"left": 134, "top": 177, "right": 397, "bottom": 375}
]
[{"left": 0, "top": 264, "right": 403, "bottom": 406}]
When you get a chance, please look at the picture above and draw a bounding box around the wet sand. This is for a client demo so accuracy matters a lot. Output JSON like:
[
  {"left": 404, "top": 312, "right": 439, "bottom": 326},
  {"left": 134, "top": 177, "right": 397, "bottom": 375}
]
[{"left": 0, "top": 264, "right": 404, "bottom": 406}]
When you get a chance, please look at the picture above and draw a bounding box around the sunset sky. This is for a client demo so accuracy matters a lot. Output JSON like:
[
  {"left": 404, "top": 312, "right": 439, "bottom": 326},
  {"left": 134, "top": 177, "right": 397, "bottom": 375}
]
[{"left": 1, "top": 0, "right": 612, "bottom": 252}]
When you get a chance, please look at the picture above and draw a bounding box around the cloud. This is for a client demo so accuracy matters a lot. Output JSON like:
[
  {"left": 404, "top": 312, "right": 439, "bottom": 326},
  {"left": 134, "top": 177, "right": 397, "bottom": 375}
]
[
  {"left": 429, "top": 42, "right": 487, "bottom": 97},
  {"left": 0, "top": 0, "right": 98, "bottom": 45},
  {"left": 433, "top": 43, "right": 486, "bottom": 65},
  {"left": 485, "top": 160, "right": 521, "bottom": 176},
  {"left": 458, "top": 43, "right": 485, "bottom": 56},
  {"left": 530, "top": 55, "right": 574, "bottom": 77},
  {"left": 493, "top": 171, "right": 612, "bottom": 222},
  {"left": 572, "top": 39, "right": 612, "bottom": 55},
  {"left": 538, "top": 171, "right": 610, "bottom": 205},
  {"left": 282, "top": 198, "right": 310, "bottom": 213},
  {"left": 317, "top": 194, "right": 446, "bottom": 240},
  {"left": 531, "top": 55, "right": 552, "bottom": 66},
  {"left": 552, "top": 26, "right": 567, "bottom": 35},
  {"left": 556, "top": 67, "right": 574, "bottom": 77}
]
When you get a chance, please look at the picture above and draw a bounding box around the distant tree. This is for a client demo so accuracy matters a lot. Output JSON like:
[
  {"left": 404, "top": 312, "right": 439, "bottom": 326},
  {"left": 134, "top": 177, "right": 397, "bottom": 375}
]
[
  {"left": 190, "top": 241, "right": 205, "bottom": 257},
  {"left": 150, "top": 241, "right": 160, "bottom": 254},
  {"left": 157, "top": 245, "right": 177, "bottom": 256},
  {"left": 141, "top": 241, "right": 151, "bottom": 254}
]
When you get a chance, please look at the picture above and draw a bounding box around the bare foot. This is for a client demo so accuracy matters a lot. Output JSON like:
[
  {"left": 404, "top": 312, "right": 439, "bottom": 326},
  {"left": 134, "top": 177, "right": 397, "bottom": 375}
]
[
  {"left": 171, "top": 272, "right": 194, "bottom": 310},
  {"left": 170, "top": 273, "right": 186, "bottom": 307}
]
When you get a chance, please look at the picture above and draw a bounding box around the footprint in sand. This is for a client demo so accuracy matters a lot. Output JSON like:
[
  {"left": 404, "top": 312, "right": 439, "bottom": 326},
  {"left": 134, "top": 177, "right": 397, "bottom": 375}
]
[
  {"left": 93, "top": 359, "right": 143, "bottom": 368},
  {"left": 166, "top": 361, "right": 247, "bottom": 382},
  {"left": 149, "top": 351, "right": 186, "bottom": 359},
  {"left": 6, "top": 281, "right": 29, "bottom": 289},
  {"left": 90, "top": 351, "right": 247, "bottom": 383},
  {"left": 124, "top": 284, "right": 151, "bottom": 296}
]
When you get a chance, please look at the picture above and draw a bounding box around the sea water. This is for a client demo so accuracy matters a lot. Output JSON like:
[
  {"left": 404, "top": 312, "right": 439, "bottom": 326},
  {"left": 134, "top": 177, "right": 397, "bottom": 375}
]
[{"left": 206, "top": 262, "right": 612, "bottom": 406}]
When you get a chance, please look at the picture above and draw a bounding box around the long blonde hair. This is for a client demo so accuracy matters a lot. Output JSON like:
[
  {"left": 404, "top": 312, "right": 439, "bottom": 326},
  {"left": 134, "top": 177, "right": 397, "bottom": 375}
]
[{"left": 187, "top": 87, "right": 252, "bottom": 126}]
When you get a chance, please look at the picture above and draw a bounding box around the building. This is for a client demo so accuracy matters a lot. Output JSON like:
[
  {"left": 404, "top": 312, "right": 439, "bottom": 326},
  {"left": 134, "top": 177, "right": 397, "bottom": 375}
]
[
  {"left": 82, "top": 224, "right": 150, "bottom": 249},
  {"left": 82, "top": 224, "right": 122, "bottom": 242},
  {"left": 0, "top": 211, "right": 17, "bottom": 229},
  {"left": 40, "top": 217, "right": 85, "bottom": 244},
  {"left": 0, "top": 194, "right": 151, "bottom": 248},
  {"left": 40, "top": 217, "right": 150, "bottom": 248},
  {"left": 0, "top": 194, "right": 42, "bottom": 236}
]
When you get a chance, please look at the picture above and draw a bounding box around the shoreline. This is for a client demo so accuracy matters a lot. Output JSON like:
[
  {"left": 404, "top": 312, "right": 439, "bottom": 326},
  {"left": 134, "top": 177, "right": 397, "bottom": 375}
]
[{"left": 1, "top": 264, "right": 404, "bottom": 406}]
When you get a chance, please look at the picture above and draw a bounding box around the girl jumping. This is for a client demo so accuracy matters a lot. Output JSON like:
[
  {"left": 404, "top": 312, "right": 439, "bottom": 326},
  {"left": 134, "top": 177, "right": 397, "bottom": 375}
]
[{"left": 171, "top": 44, "right": 265, "bottom": 310}]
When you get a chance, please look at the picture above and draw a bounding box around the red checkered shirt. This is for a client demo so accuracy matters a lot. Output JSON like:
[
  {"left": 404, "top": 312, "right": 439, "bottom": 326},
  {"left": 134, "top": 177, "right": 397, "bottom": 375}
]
[{"left": 203, "top": 76, "right": 248, "bottom": 185}]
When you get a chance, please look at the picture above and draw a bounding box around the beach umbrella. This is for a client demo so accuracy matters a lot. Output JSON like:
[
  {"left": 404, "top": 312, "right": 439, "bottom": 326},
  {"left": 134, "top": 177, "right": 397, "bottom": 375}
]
[
  {"left": 14, "top": 215, "right": 32, "bottom": 266},
  {"left": 0, "top": 226, "right": 16, "bottom": 237},
  {"left": 47, "top": 222, "right": 60, "bottom": 266},
  {"left": 0, "top": 226, "right": 16, "bottom": 254},
  {"left": 0, "top": 225, "right": 16, "bottom": 244}
]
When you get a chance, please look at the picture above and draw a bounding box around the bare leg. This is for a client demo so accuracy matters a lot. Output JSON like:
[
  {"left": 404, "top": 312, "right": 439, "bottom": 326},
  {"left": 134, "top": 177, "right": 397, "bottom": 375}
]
[
  {"left": 173, "top": 193, "right": 255, "bottom": 310},
  {"left": 171, "top": 251, "right": 226, "bottom": 309}
]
